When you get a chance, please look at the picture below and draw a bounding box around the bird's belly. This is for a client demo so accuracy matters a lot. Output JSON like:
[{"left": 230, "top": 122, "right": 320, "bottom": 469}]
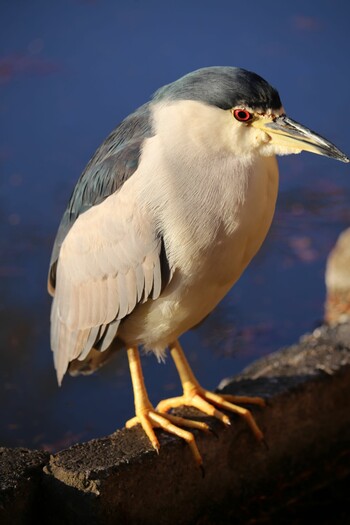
[
  {"left": 169, "top": 203, "right": 274, "bottom": 333},
  {"left": 119, "top": 156, "right": 279, "bottom": 354},
  {"left": 120, "top": 219, "right": 270, "bottom": 353}
]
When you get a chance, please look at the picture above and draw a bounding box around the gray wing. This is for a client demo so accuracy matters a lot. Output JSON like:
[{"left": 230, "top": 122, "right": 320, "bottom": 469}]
[
  {"left": 48, "top": 102, "right": 172, "bottom": 383},
  {"left": 48, "top": 102, "right": 153, "bottom": 293}
]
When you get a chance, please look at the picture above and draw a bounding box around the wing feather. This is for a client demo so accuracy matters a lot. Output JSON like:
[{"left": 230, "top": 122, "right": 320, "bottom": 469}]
[
  {"left": 152, "top": 255, "right": 162, "bottom": 300},
  {"left": 48, "top": 103, "right": 153, "bottom": 293},
  {"left": 50, "top": 185, "right": 172, "bottom": 383},
  {"left": 97, "top": 320, "right": 120, "bottom": 353},
  {"left": 79, "top": 326, "right": 101, "bottom": 361},
  {"left": 48, "top": 102, "right": 175, "bottom": 383},
  {"left": 134, "top": 264, "right": 145, "bottom": 302}
]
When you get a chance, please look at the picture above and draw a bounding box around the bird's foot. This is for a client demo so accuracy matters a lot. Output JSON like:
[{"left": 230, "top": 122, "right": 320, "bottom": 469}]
[
  {"left": 156, "top": 387, "right": 265, "bottom": 442},
  {"left": 125, "top": 404, "right": 210, "bottom": 467}
]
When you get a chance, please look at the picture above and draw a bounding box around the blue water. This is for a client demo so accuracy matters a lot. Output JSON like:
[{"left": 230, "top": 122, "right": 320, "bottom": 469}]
[{"left": 1, "top": 0, "right": 350, "bottom": 451}]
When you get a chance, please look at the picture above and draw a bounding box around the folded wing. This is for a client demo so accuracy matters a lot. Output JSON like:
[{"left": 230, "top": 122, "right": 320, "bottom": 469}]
[{"left": 48, "top": 102, "right": 171, "bottom": 383}]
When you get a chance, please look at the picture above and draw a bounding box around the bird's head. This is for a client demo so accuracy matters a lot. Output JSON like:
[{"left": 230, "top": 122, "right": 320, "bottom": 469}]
[{"left": 154, "top": 67, "right": 349, "bottom": 162}]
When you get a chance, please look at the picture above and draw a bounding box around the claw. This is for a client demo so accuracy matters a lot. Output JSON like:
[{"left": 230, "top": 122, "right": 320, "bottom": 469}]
[
  {"left": 127, "top": 408, "right": 203, "bottom": 467},
  {"left": 126, "top": 343, "right": 265, "bottom": 470},
  {"left": 160, "top": 340, "right": 265, "bottom": 442},
  {"left": 126, "top": 347, "right": 205, "bottom": 467},
  {"left": 219, "top": 393, "right": 266, "bottom": 408}
]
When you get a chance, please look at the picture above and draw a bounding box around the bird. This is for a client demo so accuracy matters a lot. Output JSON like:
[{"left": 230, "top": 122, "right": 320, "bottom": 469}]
[
  {"left": 48, "top": 66, "right": 349, "bottom": 466},
  {"left": 325, "top": 228, "right": 350, "bottom": 325}
]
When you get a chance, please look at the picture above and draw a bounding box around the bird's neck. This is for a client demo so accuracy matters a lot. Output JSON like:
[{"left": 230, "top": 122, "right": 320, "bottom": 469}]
[{"left": 137, "top": 100, "right": 279, "bottom": 266}]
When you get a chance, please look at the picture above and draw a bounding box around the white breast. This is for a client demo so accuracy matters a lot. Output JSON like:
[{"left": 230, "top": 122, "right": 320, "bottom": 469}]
[{"left": 119, "top": 101, "right": 279, "bottom": 355}]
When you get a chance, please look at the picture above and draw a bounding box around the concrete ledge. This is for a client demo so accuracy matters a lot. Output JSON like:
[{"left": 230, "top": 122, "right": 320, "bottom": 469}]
[
  {"left": 40, "top": 324, "right": 350, "bottom": 525},
  {"left": 1, "top": 324, "right": 349, "bottom": 524},
  {"left": 0, "top": 447, "right": 49, "bottom": 525}
]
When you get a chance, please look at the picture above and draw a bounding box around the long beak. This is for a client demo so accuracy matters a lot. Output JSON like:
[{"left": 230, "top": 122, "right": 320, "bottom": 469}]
[{"left": 252, "top": 115, "right": 349, "bottom": 163}]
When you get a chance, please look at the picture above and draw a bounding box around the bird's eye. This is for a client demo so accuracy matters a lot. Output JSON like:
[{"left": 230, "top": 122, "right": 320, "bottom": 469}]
[{"left": 233, "top": 109, "right": 253, "bottom": 122}]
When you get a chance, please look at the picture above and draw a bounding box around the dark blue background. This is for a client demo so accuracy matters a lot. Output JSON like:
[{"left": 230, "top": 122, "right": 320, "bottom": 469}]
[{"left": 1, "top": 0, "right": 350, "bottom": 451}]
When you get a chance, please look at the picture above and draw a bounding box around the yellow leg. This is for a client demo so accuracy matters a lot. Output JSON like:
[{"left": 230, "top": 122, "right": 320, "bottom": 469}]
[
  {"left": 156, "top": 340, "right": 265, "bottom": 441},
  {"left": 125, "top": 346, "right": 209, "bottom": 466}
]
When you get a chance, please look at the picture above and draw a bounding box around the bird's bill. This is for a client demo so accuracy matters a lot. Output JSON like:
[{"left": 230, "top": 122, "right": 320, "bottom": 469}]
[{"left": 252, "top": 115, "right": 350, "bottom": 163}]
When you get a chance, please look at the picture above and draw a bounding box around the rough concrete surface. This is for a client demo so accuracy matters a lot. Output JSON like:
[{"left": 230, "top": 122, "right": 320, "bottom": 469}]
[
  {"left": 42, "top": 323, "right": 350, "bottom": 525},
  {"left": 1, "top": 323, "right": 350, "bottom": 524},
  {"left": 0, "top": 447, "right": 49, "bottom": 525}
]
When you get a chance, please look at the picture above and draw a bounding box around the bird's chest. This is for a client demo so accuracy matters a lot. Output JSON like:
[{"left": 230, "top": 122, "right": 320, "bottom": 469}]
[
  {"left": 123, "top": 154, "right": 279, "bottom": 348},
  {"left": 167, "top": 155, "right": 279, "bottom": 293}
]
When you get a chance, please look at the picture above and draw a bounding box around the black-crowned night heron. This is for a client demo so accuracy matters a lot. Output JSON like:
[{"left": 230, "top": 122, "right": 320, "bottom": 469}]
[{"left": 48, "top": 67, "right": 349, "bottom": 466}]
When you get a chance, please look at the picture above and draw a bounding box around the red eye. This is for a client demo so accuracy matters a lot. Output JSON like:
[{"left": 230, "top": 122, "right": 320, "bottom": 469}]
[{"left": 233, "top": 109, "right": 253, "bottom": 122}]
